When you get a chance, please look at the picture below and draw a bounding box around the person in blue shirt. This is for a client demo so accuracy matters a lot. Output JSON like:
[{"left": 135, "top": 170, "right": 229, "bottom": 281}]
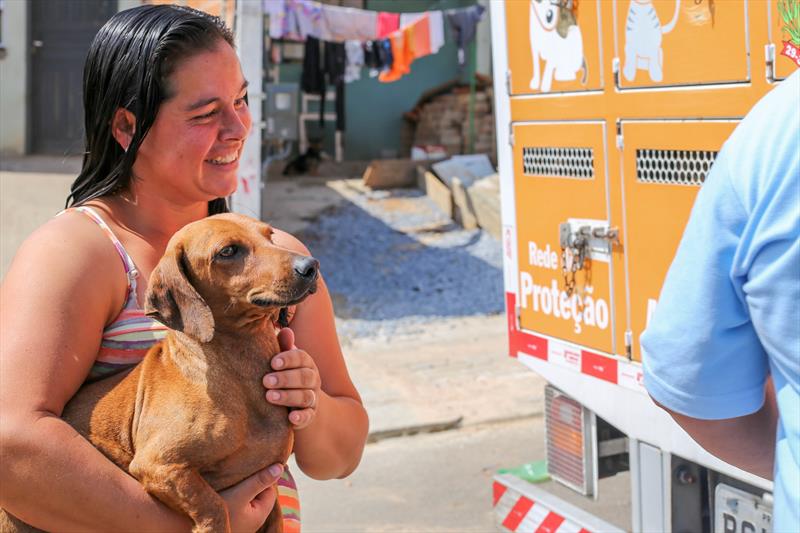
[{"left": 641, "top": 70, "right": 799, "bottom": 531}]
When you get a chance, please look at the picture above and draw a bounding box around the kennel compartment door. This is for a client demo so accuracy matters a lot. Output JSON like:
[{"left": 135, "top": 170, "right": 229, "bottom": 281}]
[
  {"left": 505, "top": 0, "right": 604, "bottom": 95},
  {"left": 620, "top": 120, "right": 738, "bottom": 362},
  {"left": 769, "top": 0, "right": 800, "bottom": 81},
  {"left": 614, "top": 0, "right": 750, "bottom": 88},
  {"left": 513, "top": 122, "right": 615, "bottom": 355}
]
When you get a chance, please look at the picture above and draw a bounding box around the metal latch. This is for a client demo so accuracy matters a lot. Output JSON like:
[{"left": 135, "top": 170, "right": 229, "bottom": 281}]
[
  {"left": 765, "top": 44, "right": 776, "bottom": 83},
  {"left": 559, "top": 220, "right": 619, "bottom": 296}
]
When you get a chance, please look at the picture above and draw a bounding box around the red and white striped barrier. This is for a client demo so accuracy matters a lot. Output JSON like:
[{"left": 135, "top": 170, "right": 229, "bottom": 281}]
[{"left": 493, "top": 474, "right": 623, "bottom": 533}]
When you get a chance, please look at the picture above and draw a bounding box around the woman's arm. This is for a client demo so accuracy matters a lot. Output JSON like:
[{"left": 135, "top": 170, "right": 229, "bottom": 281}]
[
  {"left": 0, "top": 215, "right": 191, "bottom": 532},
  {"left": 269, "top": 230, "right": 369, "bottom": 480}
]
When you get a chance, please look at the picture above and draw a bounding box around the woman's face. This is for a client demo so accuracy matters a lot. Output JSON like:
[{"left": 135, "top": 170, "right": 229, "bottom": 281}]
[{"left": 132, "top": 40, "right": 251, "bottom": 204}]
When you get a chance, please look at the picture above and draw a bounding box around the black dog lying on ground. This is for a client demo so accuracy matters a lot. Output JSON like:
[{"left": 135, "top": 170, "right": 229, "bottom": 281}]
[{"left": 282, "top": 142, "right": 323, "bottom": 176}]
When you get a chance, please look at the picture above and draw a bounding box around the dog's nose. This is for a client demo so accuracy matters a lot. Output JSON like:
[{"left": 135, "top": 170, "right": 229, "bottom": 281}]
[{"left": 294, "top": 256, "right": 319, "bottom": 280}]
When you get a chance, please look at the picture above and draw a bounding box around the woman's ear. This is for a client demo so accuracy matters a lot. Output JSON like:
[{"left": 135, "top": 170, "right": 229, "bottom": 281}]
[{"left": 111, "top": 107, "right": 136, "bottom": 152}]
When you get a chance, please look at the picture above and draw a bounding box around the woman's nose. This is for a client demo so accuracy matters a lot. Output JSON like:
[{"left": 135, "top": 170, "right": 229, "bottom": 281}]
[{"left": 220, "top": 104, "right": 251, "bottom": 141}]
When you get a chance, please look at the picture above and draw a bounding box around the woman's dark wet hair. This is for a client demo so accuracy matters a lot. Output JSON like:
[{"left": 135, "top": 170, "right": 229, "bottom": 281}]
[{"left": 67, "top": 4, "right": 235, "bottom": 214}]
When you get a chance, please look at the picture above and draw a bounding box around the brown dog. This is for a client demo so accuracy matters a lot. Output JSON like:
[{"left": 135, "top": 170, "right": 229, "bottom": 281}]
[{"left": 0, "top": 213, "right": 319, "bottom": 533}]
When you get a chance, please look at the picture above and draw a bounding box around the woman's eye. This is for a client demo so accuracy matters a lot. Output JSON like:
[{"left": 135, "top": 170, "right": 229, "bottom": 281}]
[
  {"left": 195, "top": 109, "right": 218, "bottom": 120},
  {"left": 218, "top": 245, "right": 239, "bottom": 258}
]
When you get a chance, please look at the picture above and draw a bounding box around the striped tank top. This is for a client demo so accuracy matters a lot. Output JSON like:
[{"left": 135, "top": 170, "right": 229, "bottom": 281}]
[{"left": 70, "top": 206, "right": 301, "bottom": 532}]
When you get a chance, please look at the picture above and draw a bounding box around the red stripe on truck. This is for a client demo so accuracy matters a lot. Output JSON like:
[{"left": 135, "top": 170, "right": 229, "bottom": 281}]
[
  {"left": 506, "top": 292, "right": 519, "bottom": 358},
  {"left": 580, "top": 350, "right": 618, "bottom": 384},
  {"left": 517, "top": 332, "right": 548, "bottom": 360}
]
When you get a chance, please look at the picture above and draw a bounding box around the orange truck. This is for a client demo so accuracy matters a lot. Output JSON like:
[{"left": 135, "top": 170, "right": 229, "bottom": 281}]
[{"left": 489, "top": 1, "right": 798, "bottom": 531}]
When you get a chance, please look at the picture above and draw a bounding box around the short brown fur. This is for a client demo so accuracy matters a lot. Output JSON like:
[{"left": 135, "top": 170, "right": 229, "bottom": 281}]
[{"left": 1, "top": 213, "right": 319, "bottom": 533}]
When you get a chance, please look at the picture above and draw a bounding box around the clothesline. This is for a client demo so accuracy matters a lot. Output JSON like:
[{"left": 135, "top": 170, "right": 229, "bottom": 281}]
[
  {"left": 264, "top": 0, "right": 483, "bottom": 45},
  {"left": 272, "top": 0, "right": 486, "bottom": 136},
  {"left": 267, "top": 0, "right": 485, "bottom": 85}
]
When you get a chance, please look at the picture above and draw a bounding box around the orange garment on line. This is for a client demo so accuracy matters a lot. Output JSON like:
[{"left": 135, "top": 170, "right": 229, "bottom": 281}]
[
  {"left": 411, "top": 13, "right": 431, "bottom": 58},
  {"left": 378, "top": 15, "right": 431, "bottom": 83}
]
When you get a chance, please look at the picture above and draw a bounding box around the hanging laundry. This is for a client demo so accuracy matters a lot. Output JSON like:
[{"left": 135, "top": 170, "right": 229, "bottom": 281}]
[
  {"left": 344, "top": 40, "right": 365, "bottom": 83},
  {"left": 301, "top": 36, "right": 324, "bottom": 96},
  {"left": 363, "top": 39, "right": 393, "bottom": 78},
  {"left": 379, "top": 15, "right": 431, "bottom": 83},
  {"left": 412, "top": 14, "right": 431, "bottom": 59},
  {"left": 265, "top": 0, "right": 286, "bottom": 40},
  {"left": 398, "top": 11, "right": 424, "bottom": 28},
  {"left": 427, "top": 10, "right": 446, "bottom": 54},
  {"left": 446, "top": 4, "right": 486, "bottom": 66},
  {"left": 324, "top": 40, "right": 346, "bottom": 131},
  {"left": 378, "top": 30, "right": 411, "bottom": 83},
  {"left": 281, "top": 0, "right": 327, "bottom": 41},
  {"left": 376, "top": 12, "right": 400, "bottom": 39},
  {"left": 362, "top": 40, "right": 383, "bottom": 77},
  {"left": 321, "top": 3, "right": 378, "bottom": 41},
  {"left": 301, "top": 36, "right": 347, "bottom": 131},
  {"left": 378, "top": 38, "right": 393, "bottom": 72},
  {"left": 398, "top": 12, "right": 431, "bottom": 58}
]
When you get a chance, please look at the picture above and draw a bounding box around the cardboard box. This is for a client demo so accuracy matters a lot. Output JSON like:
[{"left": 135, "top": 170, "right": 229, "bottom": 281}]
[{"left": 362, "top": 159, "right": 417, "bottom": 189}]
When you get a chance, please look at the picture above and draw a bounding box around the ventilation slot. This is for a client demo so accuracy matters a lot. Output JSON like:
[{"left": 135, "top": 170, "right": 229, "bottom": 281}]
[
  {"left": 636, "top": 149, "right": 718, "bottom": 185},
  {"left": 523, "top": 147, "right": 594, "bottom": 179}
]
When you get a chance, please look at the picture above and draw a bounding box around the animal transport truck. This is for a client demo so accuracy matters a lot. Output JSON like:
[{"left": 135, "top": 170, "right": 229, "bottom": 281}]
[{"left": 488, "top": 1, "right": 798, "bottom": 531}]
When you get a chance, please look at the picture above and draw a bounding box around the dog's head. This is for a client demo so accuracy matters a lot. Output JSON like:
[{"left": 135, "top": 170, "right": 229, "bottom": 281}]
[
  {"left": 144, "top": 213, "right": 319, "bottom": 342},
  {"left": 531, "top": 0, "right": 559, "bottom": 31}
]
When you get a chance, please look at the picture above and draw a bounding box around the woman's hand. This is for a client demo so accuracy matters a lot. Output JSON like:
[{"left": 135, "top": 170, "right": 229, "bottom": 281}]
[
  {"left": 219, "top": 463, "right": 283, "bottom": 532},
  {"left": 263, "top": 328, "right": 322, "bottom": 430}
]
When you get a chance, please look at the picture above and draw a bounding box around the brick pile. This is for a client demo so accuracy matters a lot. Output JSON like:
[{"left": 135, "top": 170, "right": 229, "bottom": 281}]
[{"left": 403, "top": 75, "right": 496, "bottom": 161}]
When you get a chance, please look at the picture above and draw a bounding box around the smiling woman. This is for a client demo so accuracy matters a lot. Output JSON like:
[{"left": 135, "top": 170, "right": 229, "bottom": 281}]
[{"left": 0, "top": 5, "right": 367, "bottom": 533}]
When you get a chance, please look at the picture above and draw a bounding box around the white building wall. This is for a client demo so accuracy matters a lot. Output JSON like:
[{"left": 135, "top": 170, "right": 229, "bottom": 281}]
[
  {"left": 476, "top": 0, "right": 491, "bottom": 76},
  {"left": 0, "top": 0, "right": 29, "bottom": 156}
]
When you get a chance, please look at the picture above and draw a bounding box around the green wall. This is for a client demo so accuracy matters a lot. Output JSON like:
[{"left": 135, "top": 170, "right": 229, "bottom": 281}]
[{"left": 275, "top": 0, "right": 477, "bottom": 161}]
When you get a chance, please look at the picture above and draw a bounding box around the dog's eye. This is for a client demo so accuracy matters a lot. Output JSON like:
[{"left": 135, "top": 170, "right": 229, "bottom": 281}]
[{"left": 217, "top": 245, "right": 239, "bottom": 259}]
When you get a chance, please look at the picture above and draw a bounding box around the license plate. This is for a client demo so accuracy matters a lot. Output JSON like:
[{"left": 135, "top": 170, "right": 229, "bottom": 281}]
[{"left": 714, "top": 483, "right": 772, "bottom": 533}]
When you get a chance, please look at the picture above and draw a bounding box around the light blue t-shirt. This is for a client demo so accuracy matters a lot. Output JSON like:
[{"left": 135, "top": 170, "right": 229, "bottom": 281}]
[{"left": 641, "top": 70, "right": 800, "bottom": 531}]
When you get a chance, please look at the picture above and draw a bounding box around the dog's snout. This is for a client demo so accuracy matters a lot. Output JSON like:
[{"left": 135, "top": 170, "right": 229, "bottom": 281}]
[{"left": 294, "top": 256, "right": 319, "bottom": 280}]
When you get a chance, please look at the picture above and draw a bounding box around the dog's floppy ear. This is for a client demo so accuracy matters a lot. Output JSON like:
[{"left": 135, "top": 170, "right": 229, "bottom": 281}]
[{"left": 144, "top": 244, "right": 214, "bottom": 343}]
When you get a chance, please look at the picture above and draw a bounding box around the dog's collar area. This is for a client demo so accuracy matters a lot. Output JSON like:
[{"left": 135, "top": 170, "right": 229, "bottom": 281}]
[{"left": 277, "top": 307, "right": 290, "bottom": 328}]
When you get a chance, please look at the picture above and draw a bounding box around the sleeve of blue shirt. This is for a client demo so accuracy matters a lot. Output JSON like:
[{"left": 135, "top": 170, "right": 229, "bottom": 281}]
[
  {"left": 640, "top": 73, "right": 800, "bottom": 421},
  {"left": 640, "top": 144, "right": 769, "bottom": 420}
]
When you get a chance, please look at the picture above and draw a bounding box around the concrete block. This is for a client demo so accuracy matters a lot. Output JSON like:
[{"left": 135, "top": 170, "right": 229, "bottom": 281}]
[
  {"left": 467, "top": 173, "right": 501, "bottom": 240},
  {"left": 451, "top": 177, "right": 479, "bottom": 230},
  {"left": 419, "top": 169, "right": 453, "bottom": 219},
  {"left": 363, "top": 159, "right": 417, "bottom": 189}
]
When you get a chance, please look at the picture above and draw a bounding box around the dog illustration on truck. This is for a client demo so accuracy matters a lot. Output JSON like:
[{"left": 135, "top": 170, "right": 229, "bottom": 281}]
[{"left": 528, "top": 0, "right": 587, "bottom": 92}]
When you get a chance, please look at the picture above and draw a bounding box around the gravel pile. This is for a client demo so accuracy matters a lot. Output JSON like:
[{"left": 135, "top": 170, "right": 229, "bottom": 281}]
[{"left": 297, "top": 187, "right": 504, "bottom": 341}]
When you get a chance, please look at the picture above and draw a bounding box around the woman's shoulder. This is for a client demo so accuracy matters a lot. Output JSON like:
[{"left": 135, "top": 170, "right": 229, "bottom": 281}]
[
  {"left": 5, "top": 209, "right": 127, "bottom": 311},
  {"left": 18, "top": 209, "right": 120, "bottom": 267}
]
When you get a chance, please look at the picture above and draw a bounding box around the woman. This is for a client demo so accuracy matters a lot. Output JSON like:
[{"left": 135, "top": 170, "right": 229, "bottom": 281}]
[{"left": 0, "top": 5, "right": 368, "bottom": 531}]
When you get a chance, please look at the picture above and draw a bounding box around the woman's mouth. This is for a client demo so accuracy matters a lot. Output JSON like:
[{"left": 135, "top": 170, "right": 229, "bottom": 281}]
[{"left": 205, "top": 152, "right": 239, "bottom": 167}]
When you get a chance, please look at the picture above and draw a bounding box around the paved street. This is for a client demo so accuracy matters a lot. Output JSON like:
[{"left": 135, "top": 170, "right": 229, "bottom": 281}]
[{"left": 291, "top": 416, "right": 631, "bottom": 532}]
